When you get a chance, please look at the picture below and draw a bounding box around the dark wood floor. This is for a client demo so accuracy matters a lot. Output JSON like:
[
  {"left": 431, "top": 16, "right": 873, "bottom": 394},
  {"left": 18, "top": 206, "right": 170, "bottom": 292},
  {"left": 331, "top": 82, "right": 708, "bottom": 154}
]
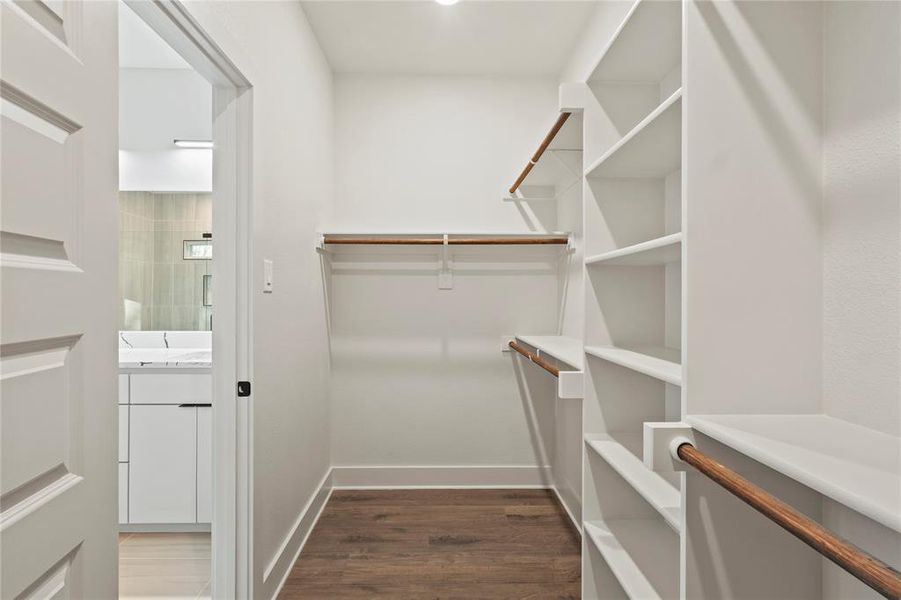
[{"left": 279, "top": 489, "right": 581, "bottom": 599}]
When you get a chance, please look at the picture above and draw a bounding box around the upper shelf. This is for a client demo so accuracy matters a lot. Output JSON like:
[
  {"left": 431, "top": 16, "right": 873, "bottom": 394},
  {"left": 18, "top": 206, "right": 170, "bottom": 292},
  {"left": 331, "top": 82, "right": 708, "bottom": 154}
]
[
  {"left": 586, "top": 232, "right": 682, "bottom": 267},
  {"left": 508, "top": 112, "right": 583, "bottom": 198},
  {"left": 515, "top": 335, "right": 583, "bottom": 370},
  {"left": 586, "top": 0, "right": 682, "bottom": 85},
  {"left": 687, "top": 414, "right": 901, "bottom": 534},
  {"left": 585, "top": 345, "right": 681, "bottom": 386},
  {"left": 585, "top": 89, "right": 682, "bottom": 180}
]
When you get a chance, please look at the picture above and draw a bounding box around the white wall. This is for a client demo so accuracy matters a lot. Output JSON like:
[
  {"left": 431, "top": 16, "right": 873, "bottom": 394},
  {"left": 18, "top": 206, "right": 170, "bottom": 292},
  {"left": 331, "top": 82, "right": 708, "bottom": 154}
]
[
  {"left": 822, "top": 3, "right": 900, "bottom": 597},
  {"left": 822, "top": 0, "right": 900, "bottom": 438},
  {"left": 327, "top": 75, "right": 564, "bottom": 475},
  {"left": 119, "top": 68, "right": 212, "bottom": 191},
  {"left": 180, "top": 2, "right": 334, "bottom": 598},
  {"left": 327, "top": 75, "right": 559, "bottom": 232}
]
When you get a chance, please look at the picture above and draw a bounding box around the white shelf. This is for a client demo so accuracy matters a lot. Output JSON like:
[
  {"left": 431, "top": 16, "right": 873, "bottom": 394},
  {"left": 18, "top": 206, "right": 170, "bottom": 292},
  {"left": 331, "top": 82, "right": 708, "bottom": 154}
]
[
  {"left": 584, "top": 89, "right": 682, "bottom": 179},
  {"left": 586, "top": 233, "right": 682, "bottom": 266},
  {"left": 584, "top": 518, "right": 679, "bottom": 600},
  {"left": 586, "top": 434, "right": 681, "bottom": 531},
  {"left": 687, "top": 414, "right": 901, "bottom": 534},
  {"left": 586, "top": 0, "right": 682, "bottom": 84},
  {"left": 585, "top": 345, "right": 681, "bottom": 385},
  {"left": 515, "top": 335, "right": 583, "bottom": 370}
]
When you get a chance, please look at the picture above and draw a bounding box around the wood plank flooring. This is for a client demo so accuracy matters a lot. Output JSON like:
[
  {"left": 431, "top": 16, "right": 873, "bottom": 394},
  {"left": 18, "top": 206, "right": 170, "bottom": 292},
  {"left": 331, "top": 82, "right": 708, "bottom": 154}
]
[
  {"left": 279, "top": 489, "right": 581, "bottom": 599},
  {"left": 118, "top": 532, "right": 211, "bottom": 599}
]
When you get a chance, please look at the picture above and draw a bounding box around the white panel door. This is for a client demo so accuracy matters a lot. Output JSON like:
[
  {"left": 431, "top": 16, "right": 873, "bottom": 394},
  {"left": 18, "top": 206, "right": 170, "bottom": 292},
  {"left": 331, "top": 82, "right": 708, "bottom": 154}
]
[
  {"left": 0, "top": 0, "right": 118, "bottom": 597},
  {"left": 196, "top": 406, "right": 212, "bottom": 523},
  {"left": 128, "top": 405, "right": 197, "bottom": 523}
]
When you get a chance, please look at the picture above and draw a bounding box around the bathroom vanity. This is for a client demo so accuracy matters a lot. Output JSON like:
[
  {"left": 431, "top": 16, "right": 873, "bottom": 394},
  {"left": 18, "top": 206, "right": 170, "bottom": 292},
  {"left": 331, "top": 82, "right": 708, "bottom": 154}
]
[{"left": 118, "top": 332, "right": 212, "bottom": 530}]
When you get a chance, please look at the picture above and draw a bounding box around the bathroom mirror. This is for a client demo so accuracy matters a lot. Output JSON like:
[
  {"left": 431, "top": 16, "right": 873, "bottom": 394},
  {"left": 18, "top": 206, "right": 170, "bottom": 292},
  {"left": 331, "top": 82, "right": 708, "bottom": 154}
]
[{"left": 119, "top": 191, "right": 213, "bottom": 331}]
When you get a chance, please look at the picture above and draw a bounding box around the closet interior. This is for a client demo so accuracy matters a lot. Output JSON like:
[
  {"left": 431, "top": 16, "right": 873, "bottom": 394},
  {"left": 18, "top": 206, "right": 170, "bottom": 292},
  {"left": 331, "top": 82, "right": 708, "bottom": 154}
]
[{"left": 309, "top": 0, "right": 899, "bottom": 598}]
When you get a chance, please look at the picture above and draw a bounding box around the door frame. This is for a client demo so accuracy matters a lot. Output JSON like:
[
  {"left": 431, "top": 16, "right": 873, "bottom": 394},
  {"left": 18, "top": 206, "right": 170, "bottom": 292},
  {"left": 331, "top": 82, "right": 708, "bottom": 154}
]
[{"left": 122, "top": 2, "right": 253, "bottom": 597}]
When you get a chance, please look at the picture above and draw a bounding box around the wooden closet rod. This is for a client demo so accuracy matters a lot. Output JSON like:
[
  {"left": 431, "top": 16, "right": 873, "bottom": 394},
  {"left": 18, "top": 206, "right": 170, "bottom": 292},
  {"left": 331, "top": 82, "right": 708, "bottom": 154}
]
[
  {"left": 508, "top": 341, "right": 560, "bottom": 377},
  {"left": 676, "top": 442, "right": 901, "bottom": 599},
  {"left": 322, "top": 235, "right": 569, "bottom": 246},
  {"left": 508, "top": 112, "right": 572, "bottom": 195}
]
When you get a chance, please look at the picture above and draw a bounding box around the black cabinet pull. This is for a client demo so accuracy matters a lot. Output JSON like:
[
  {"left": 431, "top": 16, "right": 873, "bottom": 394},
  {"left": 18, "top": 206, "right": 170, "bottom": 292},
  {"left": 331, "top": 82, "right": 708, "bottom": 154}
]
[{"left": 178, "top": 403, "right": 212, "bottom": 408}]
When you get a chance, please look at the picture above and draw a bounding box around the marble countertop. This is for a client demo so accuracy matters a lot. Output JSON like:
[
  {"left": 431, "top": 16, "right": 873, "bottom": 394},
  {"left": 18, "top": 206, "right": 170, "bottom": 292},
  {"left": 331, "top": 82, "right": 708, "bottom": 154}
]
[{"left": 119, "top": 348, "right": 211, "bottom": 369}]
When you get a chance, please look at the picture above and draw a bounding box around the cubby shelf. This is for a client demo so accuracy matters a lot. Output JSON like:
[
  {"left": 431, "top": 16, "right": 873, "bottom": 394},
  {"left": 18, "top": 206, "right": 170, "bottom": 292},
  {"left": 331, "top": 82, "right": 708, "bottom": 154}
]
[
  {"left": 687, "top": 414, "right": 901, "bottom": 534},
  {"left": 515, "top": 335, "right": 583, "bottom": 370},
  {"left": 584, "top": 519, "right": 679, "bottom": 600},
  {"left": 585, "top": 232, "right": 682, "bottom": 267},
  {"left": 585, "top": 345, "right": 681, "bottom": 385},
  {"left": 586, "top": 0, "right": 682, "bottom": 85},
  {"left": 584, "top": 89, "right": 682, "bottom": 180},
  {"left": 586, "top": 434, "right": 681, "bottom": 531}
]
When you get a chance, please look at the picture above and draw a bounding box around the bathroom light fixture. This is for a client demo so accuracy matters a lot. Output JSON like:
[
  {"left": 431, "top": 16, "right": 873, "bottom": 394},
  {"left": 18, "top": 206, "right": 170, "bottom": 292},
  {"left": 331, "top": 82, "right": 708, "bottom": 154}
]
[
  {"left": 435, "top": 0, "right": 459, "bottom": 5},
  {"left": 173, "top": 139, "right": 213, "bottom": 149}
]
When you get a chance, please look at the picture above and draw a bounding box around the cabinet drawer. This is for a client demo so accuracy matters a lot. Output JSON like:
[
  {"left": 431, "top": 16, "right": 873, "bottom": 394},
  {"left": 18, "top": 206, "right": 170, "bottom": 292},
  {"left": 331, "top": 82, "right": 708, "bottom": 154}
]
[
  {"left": 129, "top": 374, "right": 211, "bottom": 405},
  {"left": 119, "top": 405, "right": 129, "bottom": 462},
  {"left": 118, "top": 374, "right": 129, "bottom": 404}
]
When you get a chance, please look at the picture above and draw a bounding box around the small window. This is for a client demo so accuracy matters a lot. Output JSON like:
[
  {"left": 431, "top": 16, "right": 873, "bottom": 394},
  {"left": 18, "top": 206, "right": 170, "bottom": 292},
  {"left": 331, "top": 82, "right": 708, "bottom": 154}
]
[{"left": 183, "top": 240, "right": 212, "bottom": 260}]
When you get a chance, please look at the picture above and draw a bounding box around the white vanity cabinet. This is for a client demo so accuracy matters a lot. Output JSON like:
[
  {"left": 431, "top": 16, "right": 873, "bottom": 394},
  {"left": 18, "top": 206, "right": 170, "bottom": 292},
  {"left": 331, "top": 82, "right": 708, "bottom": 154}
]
[
  {"left": 129, "top": 404, "right": 198, "bottom": 523},
  {"left": 118, "top": 372, "right": 212, "bottom": 527}
]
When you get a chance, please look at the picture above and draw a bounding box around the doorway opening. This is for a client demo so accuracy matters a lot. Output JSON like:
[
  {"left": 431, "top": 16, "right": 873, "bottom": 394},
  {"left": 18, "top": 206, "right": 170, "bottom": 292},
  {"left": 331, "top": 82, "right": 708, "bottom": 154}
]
[{"left": 116, "top": 1, "right": 253, "bottom": 597}]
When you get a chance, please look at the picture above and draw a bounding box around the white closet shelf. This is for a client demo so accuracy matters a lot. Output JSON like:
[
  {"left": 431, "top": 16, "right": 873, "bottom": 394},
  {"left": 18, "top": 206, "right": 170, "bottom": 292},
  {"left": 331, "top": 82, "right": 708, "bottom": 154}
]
[
  {"left": 585, "top": 345, "right": 681, "bottom": 385},
  {"left": 584, "top": 89, "right": 682, "bottom": 180},
  {"left": 586, "top": 434, "right": 681, "bottom": 531},
  {"left": 687, "top": 414, "right": 901, "bottom": 534},
  {"left": 586, "top": 0, "right": 682, "bottom": 84},
  {"left": 585, "top": 232, "right": 682, "bottom": 266},
  {"left": 515, "top": 335, "right": 583, "bottom": 370},
  {"left": 584, "top": 519, "right": 679, "bottom": 600}
]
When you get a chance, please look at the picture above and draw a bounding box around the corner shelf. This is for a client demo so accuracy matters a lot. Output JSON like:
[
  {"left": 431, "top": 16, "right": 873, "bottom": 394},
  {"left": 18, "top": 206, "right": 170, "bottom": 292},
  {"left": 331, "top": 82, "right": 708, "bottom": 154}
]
[
  {"left": 515, "top": 335, "right": 583, "bottom": 370},
  {"left": 586, "top": 434, "right": 681, "bottom": 531},
  {"left": 584, "top": 89, "right": 682, "bottom": 180},
  {"left": 585, "top": 233, "right": 681, "bottom": 267},
  {"left": 586, "top": 0, "right": 682, "bottom": 85},
  {"left": 584, "top": 519, "right": 679, "bottom": 600},
  {"left": 687, "top": 414, "right": 901, "bottom": 534},
  {"left": 585, "top": 345, "right": 681, "bottom": 386}
]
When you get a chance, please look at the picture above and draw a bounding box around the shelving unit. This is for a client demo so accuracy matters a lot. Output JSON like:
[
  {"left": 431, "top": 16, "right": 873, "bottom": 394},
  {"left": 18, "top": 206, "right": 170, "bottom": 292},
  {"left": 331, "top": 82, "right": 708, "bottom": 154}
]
[
  {"left": 586, "top": 435, "right": 681, "bottom": 531},
  {"left": 584, "top": 519, "right": 679, "bottom": 600},
  {"left": 585, "top": 233, "right": 681, "bottom": 267},
  {"left": 584, "top": 89, "right": 682, "bottom": 180},
  {"left": 579, "top": 1, "right": 683, "bottom": 597},
  {"left": 584, "top": 346, "right": 681, "bottom": 386}
]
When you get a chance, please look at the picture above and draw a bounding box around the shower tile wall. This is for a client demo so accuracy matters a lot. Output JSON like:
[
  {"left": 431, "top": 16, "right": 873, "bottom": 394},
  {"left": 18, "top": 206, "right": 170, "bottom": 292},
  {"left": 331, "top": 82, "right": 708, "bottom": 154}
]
[{"left": 119, "top": 191, "right": 212, "bottom": 331}]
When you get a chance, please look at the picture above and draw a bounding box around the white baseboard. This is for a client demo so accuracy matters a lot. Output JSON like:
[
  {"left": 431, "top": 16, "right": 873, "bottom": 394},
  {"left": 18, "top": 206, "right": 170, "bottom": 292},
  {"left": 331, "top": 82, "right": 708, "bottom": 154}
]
[
  {"left": 551, "top": 485, "right": 582, "bottom": 535},
  {"left": 266, "top": 469, "right": 333, "bottom": 600},
  {"left": 331, "top": 465, "right": 552, "bottom": 489}
]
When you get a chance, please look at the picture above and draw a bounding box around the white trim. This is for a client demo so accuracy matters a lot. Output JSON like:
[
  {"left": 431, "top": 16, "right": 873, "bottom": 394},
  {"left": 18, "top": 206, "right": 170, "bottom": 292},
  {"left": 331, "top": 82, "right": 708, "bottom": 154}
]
[
  {"left": 266, "top": 470, "right": 334, "bottom": 600},
  {"left": 551, "top": 485, "right": 582, "bottom": 535},
  {"left": 331, "top": 465, "right": 553, "bottom": 489}
]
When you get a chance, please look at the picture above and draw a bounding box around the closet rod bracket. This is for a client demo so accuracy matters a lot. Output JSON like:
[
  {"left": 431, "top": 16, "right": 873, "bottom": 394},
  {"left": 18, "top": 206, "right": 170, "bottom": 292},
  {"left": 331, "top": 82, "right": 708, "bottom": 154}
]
[
  {"left": 438, "top": 234, "right": 453, "bottom": 290},
  {"left": 643, "top": 422, "right": 695, "bottom": 473}
]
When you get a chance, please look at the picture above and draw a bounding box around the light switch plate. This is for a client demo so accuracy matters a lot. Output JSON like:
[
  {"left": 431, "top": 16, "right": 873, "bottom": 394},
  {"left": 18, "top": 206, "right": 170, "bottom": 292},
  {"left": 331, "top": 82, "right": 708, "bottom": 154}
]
[{"left": 263, "top": 259, "right": 273, "bottom": 293}]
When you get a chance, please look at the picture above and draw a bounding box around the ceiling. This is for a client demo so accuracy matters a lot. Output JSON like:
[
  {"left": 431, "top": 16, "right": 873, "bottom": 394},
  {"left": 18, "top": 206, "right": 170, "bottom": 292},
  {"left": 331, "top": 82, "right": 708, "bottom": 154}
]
[
  {"left": 300, "top": 0, "right": 599, "bottom": 76},
  {"left": 119, "top": 1, "right": 191, "bottom": 69}
]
